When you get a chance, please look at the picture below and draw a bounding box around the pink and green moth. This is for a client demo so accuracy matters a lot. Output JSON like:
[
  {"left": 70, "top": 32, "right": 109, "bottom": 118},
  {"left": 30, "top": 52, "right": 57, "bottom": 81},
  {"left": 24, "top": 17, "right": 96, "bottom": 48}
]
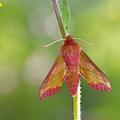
[{"left": 39, "top": 35, "right": 112, "bottom": 100}]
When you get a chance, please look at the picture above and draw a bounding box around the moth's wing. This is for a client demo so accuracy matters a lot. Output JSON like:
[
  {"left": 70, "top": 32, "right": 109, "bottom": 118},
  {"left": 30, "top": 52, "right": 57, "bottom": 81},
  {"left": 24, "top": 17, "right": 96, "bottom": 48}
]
[
  {"left": 79, "top": 50, "right": 112, "bottom": 92},
  {"left": 39, "top": 53, "right": 67, "bottom": 100}
]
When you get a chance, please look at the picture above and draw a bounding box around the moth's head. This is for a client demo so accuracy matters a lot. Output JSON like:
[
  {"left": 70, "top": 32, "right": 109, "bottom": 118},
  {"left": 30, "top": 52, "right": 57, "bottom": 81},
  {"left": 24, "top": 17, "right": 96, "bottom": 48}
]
[
  {"left": 64, "top": 35, "right": 75, "bottom": 43},
  {"left": 64, "top": 35, "right": 94, "bottom": 46}
]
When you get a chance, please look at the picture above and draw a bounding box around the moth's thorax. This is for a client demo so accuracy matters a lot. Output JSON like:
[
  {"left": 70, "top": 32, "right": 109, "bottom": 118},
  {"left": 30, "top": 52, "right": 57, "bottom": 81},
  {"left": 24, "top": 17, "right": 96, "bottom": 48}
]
[{"left": 61, "top": 37, "right": 81, "bottom": 73}]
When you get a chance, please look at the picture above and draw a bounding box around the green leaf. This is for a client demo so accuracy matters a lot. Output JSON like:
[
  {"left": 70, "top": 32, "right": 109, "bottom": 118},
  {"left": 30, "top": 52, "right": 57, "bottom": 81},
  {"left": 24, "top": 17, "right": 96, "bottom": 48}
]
[{"left": 61, "top": 0, "right": 70, "bottom": 32}]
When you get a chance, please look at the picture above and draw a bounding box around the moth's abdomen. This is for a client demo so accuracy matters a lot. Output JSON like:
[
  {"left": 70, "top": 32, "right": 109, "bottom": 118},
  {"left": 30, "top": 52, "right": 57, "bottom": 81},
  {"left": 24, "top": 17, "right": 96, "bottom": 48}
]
[{"left": 66, "top": 73, "right": 81, "bottom": 96}]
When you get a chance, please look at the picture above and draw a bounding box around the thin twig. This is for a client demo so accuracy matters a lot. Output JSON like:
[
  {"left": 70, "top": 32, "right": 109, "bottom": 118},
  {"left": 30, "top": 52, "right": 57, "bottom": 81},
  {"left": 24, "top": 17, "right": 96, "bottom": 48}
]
[
  {"left": 51, "top": 0, "right": 67, "bottom": 39},
  {"left": 73, "top": 83, "right": 81, "bottom": 120},
  {"left": 50, "top": 1, "right": 81, "bottom": 120}
]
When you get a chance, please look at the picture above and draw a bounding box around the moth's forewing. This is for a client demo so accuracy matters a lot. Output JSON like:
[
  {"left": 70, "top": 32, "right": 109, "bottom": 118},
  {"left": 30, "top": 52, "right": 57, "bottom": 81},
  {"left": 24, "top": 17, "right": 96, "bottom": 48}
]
[
  {"left": 39, "top": 53, "right": 67, "bottom": 100},
  {"left": 79, "top": 50, "right": 112, "bottom": 92}
]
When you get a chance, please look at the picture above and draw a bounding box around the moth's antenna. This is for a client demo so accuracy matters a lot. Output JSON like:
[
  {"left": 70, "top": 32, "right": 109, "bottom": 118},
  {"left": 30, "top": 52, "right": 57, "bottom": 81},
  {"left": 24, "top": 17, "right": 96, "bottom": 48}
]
[
  {"left": 44, "top": 39, "right": 65, "bottom": 47},
  {"left": 74, "top": 38, "right": 95, "bottom": 46}
]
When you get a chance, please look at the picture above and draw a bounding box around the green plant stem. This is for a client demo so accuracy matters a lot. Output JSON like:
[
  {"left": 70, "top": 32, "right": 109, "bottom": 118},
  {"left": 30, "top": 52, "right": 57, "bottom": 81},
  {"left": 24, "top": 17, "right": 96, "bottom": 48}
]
[
  {"left": 51, "top": 0, "right": 67, "bottom": 39},
  {"left": 51, "top": 0, "right": 81, "bottom": 120},
  {"left": 73, "top": 83, "right": 81, "bottom": 120}
]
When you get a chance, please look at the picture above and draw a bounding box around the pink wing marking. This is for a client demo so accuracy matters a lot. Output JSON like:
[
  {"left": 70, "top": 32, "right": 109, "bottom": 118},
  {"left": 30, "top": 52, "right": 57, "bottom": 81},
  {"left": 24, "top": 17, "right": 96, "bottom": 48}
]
[
  {"left": 39, "top": 53, "right": 67, "bottom": 100},
  {"left": 79, "top": 50, "right": 112, "bottom": 92}
]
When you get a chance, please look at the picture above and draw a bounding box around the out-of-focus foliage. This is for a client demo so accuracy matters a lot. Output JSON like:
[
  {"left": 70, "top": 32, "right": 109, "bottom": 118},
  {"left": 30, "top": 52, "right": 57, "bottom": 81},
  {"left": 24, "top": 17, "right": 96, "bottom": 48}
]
[{"left": 0, "top": 0, "right": 119, "bottom": 120}]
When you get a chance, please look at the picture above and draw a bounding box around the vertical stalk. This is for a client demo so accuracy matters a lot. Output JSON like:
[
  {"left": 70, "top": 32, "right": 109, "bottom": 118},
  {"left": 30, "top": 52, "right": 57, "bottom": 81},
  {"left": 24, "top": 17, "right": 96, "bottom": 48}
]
[
  {"left": 51, "top": 0, "right": 67, "bottom": 39},
  {"left": 51, "top": 0, "right": 81, "bottom": 120},
  {"left": 73, "top": 83, "right": 81, "bottom": 120}
]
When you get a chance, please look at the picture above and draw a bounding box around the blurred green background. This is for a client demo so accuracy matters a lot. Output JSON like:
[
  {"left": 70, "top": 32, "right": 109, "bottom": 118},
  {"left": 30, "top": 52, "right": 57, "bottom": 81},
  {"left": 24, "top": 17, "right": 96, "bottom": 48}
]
[{"left": 0, "top": 0, "right": 119, "bottom": 120}]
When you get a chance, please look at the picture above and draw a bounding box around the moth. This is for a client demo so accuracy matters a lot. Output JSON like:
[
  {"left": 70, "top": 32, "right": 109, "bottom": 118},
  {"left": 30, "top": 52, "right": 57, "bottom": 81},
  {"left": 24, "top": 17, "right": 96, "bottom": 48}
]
[{"left": 39, "top": 35, "right": 112, "bottom": 100}]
